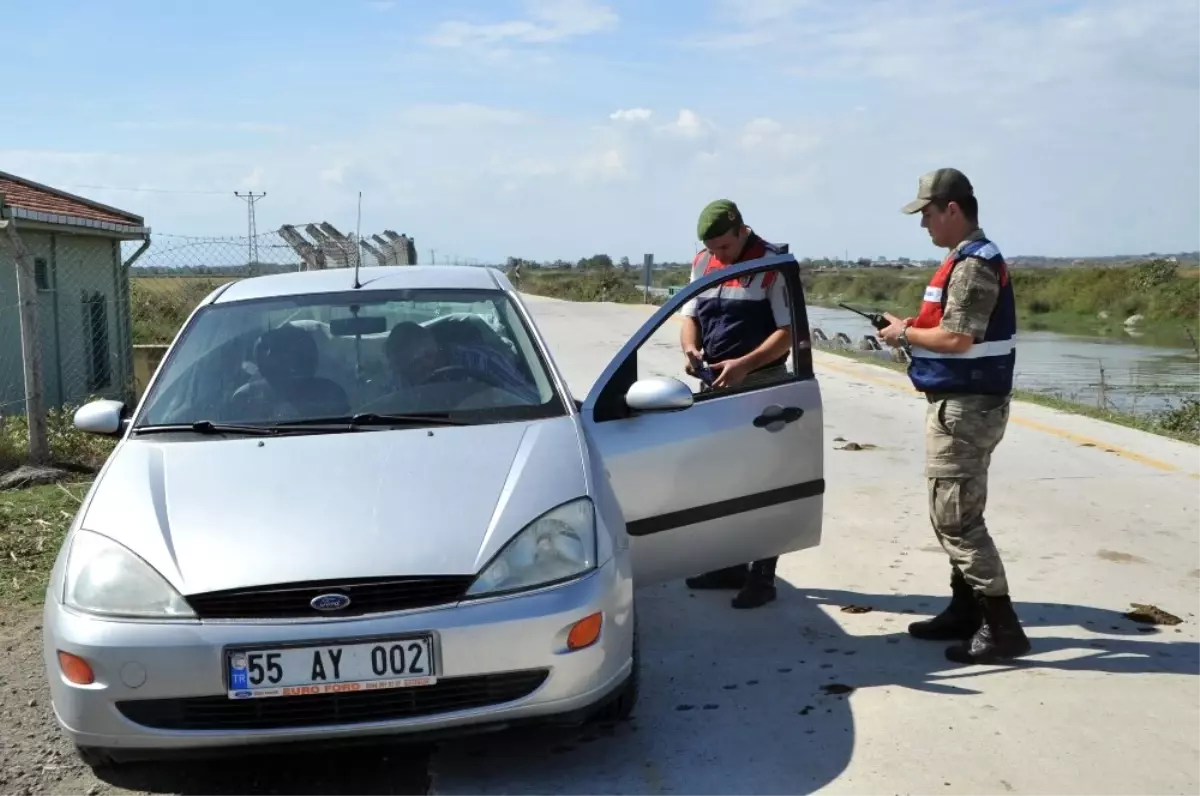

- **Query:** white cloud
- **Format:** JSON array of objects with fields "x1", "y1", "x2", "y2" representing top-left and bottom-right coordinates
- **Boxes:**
[
  {"x1": 319, "y1": 165, "x2": 346, "y2": 185},
  {"x1": 425, "y1": 0, "x2": 617, "y2": 48},
  {"x1": 738, "y1": 118, "x2": 821, "y2": 157},
  {"x1": 610, "y1": 108, "x2": 652, "y2": 122},
  {"x1": 573, "y1": 148, "x2": 629, "y2": 183},
  {"x1": 657, "y1": 109, "x2": 713, "y2": 139},
  {"x1": 712, "y1": 0, "x2": 815, "y2": 26},
  {"x1": 6, "y1": 0, "x2": 1195, "y2": 263},
  {"x1": 113, "y1": 120, "x2": 288, "y2": 134}
]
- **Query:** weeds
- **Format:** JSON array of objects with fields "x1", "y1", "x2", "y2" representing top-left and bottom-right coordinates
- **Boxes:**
[
  {"x1": 0, "y1": 482, "x2": 87, "y2": 603},
  {"x1": 0, "y1": 404, "x2": 116, "y2": 475},
  {"x1": 1155, "y1": 397, "x2": 1200, "y2": 441},
  {"x1": 131, "y1": 276, "x2": 226, "y2": 344},
  {"x1": 811, "y1": 343, "x2": 1199, "y2": 445},
  {"x1": 522, "y1": 270, "x2": 646, "y2": 304},
  {"x1": 801, "y1": 260, "x2": 1199, "y2": 343}
]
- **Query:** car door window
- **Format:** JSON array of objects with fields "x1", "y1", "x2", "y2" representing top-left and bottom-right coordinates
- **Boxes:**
[
  {"x1": 589, "y1": 258, "x2": 813, "y2": 422},
  {"x1": 579, "y1": 254, "x2": 824, "y2": 585}
]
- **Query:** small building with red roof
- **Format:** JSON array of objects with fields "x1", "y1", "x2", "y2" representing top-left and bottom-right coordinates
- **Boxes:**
[{"x1": 0, "y1": 171, "x2": 150, "y2": 413}]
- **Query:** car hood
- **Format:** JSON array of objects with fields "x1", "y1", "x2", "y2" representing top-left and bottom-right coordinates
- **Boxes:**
[{"x1": 79, "y1": 416, "x2": 589, "y2": 595}]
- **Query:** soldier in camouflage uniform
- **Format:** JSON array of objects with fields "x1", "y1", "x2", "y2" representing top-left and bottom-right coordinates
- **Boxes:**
[{"x1": 878, "y1": 168, "x2": 1032, "y2": 665}]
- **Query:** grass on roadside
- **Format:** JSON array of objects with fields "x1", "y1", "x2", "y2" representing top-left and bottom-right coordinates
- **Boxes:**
[
  {"x1": 0, "y1": 405, "x2": 117, "y2": 474},
  {"x1": 815, "y1": 345, "x2": 1200, "y2": 445},
  {"x1": 0, "y1": 481, "x2": 89, "y2": 604}
]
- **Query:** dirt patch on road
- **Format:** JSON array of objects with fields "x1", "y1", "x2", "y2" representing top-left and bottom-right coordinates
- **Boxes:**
[
  {"x1": 1096, "y1": 549, "x2": 1149, "y2": 565},
  {"x1": 0, "y1": 606, "x2": 430, "y2": 795}
]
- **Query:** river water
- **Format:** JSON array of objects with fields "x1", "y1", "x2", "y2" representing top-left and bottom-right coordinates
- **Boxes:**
[{"x1": 805, "y1": 305, "x2": 1200, "y2": 416}]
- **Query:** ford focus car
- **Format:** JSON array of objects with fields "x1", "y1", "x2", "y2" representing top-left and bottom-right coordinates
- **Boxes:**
[{"x1": 43, "y1": 256, "x2": 824, "y2": 768}]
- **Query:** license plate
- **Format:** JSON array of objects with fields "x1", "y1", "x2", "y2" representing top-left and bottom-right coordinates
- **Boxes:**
[{"x1": 226, "y1": 635, "x2": 436, "y2": 699}]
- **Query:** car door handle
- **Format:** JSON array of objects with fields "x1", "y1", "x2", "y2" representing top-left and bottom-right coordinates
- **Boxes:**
[{"x1": 753, "y1": 405, "x2": 804, "y2": 428}]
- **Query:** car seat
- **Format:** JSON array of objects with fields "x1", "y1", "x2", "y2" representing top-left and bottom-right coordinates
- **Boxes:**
[{"x1": 232, "y1": 324, "x2": 351, "y2": 419}]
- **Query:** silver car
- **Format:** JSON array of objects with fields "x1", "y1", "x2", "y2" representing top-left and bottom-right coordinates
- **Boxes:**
[{"x1": 43, "y1": 254, "x2": 824, "y2": 768}]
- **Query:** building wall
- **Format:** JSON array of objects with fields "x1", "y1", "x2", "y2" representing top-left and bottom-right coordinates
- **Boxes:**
[{"x1": 0, "y1": 226, "x2": 133, "y2": 416}]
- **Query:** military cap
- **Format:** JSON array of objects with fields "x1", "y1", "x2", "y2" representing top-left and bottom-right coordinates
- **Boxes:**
[
  {"x1": 901, "y1": 168, "x2": 974, "y2": 214},
  {"x1": 697, "y1": 199, "x2": 743, "y2": 240}
]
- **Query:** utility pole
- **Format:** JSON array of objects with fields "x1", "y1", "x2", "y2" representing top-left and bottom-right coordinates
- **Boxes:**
[
  {"x1": 430, "y1": 249, "x2": 436, "y2": 265},
  {"x1": 234, "y1": 191, "x2": 266, "y2": 273}
]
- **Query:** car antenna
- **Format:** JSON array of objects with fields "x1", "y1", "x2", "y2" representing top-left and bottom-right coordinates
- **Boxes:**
[{"x1": 352, "y1": 190, "x2": 363, "y2": 290}]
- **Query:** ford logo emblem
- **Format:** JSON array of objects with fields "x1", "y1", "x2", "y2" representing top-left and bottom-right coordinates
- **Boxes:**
[{"x1": 310, "y1": 593, "x2": 351, "y2": 611}]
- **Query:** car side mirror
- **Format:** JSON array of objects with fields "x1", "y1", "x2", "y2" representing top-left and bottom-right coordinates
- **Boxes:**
[
  {"x1": 624, "y1": 377, "x2": 694, "y2": 412},
  {"x1": 74, "y1": 399, "x2": 127, "y2": 437}
]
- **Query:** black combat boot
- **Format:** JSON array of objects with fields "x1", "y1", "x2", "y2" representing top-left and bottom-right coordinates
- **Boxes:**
[
  {"x1": 732, "y1": 557, "x2": 777, "y2": 609},
  {"x1": 685, "y1": 564, "x2": 748, "y2": 590},
  {"x1": 944, "y1": 593, "x2": 1032, "y2": 664},
  {"x1": 908, "y1": 569, "x2": 982, "y2": 640}
]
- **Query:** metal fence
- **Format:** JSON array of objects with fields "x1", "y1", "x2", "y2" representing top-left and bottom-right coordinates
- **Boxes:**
[{"x1": 1, "y1": 221, "x2": 418, "y2": 463}]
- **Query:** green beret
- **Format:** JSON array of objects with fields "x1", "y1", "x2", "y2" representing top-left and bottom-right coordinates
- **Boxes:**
[{"x1": 697, "y1": 199, "x2": 742, "y2": 240}]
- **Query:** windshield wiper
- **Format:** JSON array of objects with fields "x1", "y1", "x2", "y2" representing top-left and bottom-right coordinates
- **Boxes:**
[
  {"x1": 277, "y1": 412, "x2": 471, "y2": 428},
  {"x1": 135, "y1": 420, "x2": 280, "y2": 436}
]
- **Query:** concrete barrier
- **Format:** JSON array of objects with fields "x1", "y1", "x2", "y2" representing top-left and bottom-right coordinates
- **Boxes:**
[{"x1": 809, "y1": 327, "x2": 910, "y2": 364}]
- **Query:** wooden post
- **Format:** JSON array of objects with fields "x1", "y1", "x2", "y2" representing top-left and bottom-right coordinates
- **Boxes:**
[{"x1": 0, "y1": 219, "x2": 49, "y2": 464}]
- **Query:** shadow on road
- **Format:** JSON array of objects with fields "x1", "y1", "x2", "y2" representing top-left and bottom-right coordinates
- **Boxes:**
[
  {"x1": 88, "y1": 579, "x2": 1196, "y2": 795},
  {"x1": 424, "y1": 579, "x2": 1198, "y2": 795},
  {"x1": 95, "y1": 743, "x2": 432, "y2": 795}
]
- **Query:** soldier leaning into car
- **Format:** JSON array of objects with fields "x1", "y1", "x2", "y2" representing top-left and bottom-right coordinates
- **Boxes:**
[
  {"x1": 678, "y1": 198, "x2": 792, "y2": 610},
  {"x1": 877, "y1": 167, "x2": 1032, "y2": 665}
]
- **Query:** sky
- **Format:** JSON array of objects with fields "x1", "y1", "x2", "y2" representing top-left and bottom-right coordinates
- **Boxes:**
[{"x1": 3, "y1": 0, "x2": 1198, "y2": 264}]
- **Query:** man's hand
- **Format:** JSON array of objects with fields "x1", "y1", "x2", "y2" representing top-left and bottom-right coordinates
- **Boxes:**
[
  {"x1": 878, "y1": 312, "x2": 912, "y2": 348},
  {"x1": 710, "y1": 356, "x2": 753, "y2": 389},
  {"x1": 683, "y1": 348, "x2": 704, "y2": 377}
]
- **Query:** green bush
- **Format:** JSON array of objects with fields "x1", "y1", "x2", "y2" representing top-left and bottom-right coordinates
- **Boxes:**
[
  {"x1": 1154, "y1": 397, "x2": 1200, "y2": 441},
  {"x1": 523, "y1": 270, "x2": 644, "y2": 304},
  {"x1": 801, "y1": 262, "x2": 1199, "y2": 326},
  {"x1": 131, "y1": 277, "x2": 227, "y2": 344},
  {"x1": 0, "y1": 403, "x2": 117, "y2": 474}
]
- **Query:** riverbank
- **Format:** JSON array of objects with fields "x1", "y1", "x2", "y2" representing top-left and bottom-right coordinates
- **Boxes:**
[
  {"x1": 809, "y1": 339, "x2": 1199, "y2": 445},
  {"x1": 802, "y1": 260, "x2": 1199, "y2": 349}
]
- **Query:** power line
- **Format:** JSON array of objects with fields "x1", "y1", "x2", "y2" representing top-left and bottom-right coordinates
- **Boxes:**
[
  {"x1": 58, "y1": 183, "x2": 231, "y2": 195},
  {"x1": 234, "y1": 191, "x2": 266, "y2": 266}
]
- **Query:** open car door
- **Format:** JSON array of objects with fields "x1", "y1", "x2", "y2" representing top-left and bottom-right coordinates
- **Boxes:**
[{"x1": 579, "y1": 253, "x2": 824, "y2": 584}]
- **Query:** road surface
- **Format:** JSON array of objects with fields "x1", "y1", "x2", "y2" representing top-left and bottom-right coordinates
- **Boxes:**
[
  {"x1": 7, "y1": 293, "x2": 1194, "y2": 796},
  {"x1": 426, "y1": 294, "x2": 1200, "y2": 795}
]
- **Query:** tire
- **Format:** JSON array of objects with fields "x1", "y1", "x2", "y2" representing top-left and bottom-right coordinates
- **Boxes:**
[
  {"x1": 590, "y1": 617, "x2": 640, "y2": 724},
  {"x1": 75, "y1": 745, "x2": 114, "y2": 769}
]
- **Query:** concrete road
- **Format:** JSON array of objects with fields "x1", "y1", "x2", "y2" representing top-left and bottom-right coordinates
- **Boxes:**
[{"x1": 429, "y1": 295, "x2": 1200, "y2": 795}]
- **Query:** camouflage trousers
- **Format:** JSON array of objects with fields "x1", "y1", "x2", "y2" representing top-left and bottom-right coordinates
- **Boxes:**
[{"x1": 925, "y1": 393, "x2": 1012, "y2": 597}]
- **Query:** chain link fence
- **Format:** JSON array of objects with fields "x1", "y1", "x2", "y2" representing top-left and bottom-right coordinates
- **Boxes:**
[{"x1": 1, "y1": 222, "x2": 418, "y2": 465}]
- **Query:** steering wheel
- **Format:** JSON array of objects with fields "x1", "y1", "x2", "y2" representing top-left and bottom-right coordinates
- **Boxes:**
[{"x1": 423, "y1": 364, "x2": 511, "y2": 393}]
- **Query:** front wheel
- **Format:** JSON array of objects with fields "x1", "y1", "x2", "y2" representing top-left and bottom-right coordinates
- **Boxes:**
[
  {"x1": 75, "y1": 745, "x2": 114, "y2": 769},
  {"x1": 589, "y1": 619, "x2": 639, "y2": 724}
]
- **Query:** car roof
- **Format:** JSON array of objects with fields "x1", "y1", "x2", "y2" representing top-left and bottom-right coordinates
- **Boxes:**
[{"x1": 210, "y1": 265, "x2": 507, "y2": 304}]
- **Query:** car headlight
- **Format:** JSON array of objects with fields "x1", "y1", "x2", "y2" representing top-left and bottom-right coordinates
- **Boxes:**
[
  {"x1": 466, "y1": 498, "x2": 597, "y2": 598},
  {"x1": 63, "y1": 530, "x2": 195, "y2": 619}
]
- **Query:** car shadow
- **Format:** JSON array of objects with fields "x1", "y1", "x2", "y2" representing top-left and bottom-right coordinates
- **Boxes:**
[
  {"x1": 93, "y1": 578, "x2": 1196, "y2": 795},
  {"x1": 94, "y1": 742, "x2": 433, "y2": 794},
  {"x1": 423, "y1": 578, "x2": 1198, "y2": 795}
]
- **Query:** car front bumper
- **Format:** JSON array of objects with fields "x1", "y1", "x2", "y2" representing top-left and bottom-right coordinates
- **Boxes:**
[{"x1": 43, "y1": 557, "x2": 633, "y2": 755}]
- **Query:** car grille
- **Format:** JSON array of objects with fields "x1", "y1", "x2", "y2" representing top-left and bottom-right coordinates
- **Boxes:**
[
  {"x1": 117, "y1": 670, "x2": 550, "y2": 731},
  {"x1": 185, "y1": 576, "x2": 476, "y2": 620}
]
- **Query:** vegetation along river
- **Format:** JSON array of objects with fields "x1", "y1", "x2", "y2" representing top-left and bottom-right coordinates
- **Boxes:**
[{"x1": 805, "y1": 305, "x2": 1200, "y2": 417}]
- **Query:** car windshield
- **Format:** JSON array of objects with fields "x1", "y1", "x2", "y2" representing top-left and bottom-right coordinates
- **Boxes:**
[{"x1": 134, "y1": 287, "x2": 565, "y2": 429}]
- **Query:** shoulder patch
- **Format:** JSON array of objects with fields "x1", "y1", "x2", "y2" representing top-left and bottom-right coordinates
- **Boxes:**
[{"x1": 970, "y1": 241, "x2": 1001, "y2": 260}]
